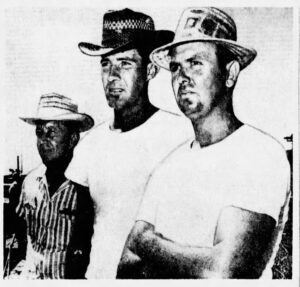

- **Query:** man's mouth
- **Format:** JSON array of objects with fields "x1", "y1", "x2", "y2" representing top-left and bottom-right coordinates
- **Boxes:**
[
  {"x1": 180, "y1": 97, "x2": 193, "y2": 107},
  {"x1": 40, "y1": 145, "x2": 53, "y2": 152},
  {"x1": 178, "y1": 86, "x2": 195, "y2": 96},
  {"x1": 108, "y1": 88, "x2": 124, "y2": 95},
  {"x1": 177, "y1": 92, "x2": 190, "y2": 102},
  {"x1": 177, "y1": 90, "x2": 196, "y2": 110}
]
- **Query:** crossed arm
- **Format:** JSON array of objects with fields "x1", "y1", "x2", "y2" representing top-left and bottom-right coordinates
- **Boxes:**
[{"x1": 117, "y1": 206, "x2": 276, "y2": 279}]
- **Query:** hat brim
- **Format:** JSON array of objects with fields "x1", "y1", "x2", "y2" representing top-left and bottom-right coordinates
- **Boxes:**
[
  {"x1": 20, "y1": 113, "x2": 94, "y2": 133},
  {"x1": 78, "y1": 30, "x2": 174, "y2": 57},
  {"x1": 150, "y1": 37, "x2": 257, "y2": 71},
  {"x1": 79, "y1": 42, "x2": 132, "y2": 57}
]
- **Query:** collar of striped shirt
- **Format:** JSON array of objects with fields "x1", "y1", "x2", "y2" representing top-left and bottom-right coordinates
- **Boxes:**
[{"x1": 36, "y1": 164, "x2": 71, "y2": 201}]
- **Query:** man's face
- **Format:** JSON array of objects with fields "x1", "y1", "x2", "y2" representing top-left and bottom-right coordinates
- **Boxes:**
[
  {"x1": 100, "y1": 49, "x2": 148, "y2": 111},
  {"x1": 36, "y1": 121, "x2": 75, "y2": 166},
  {"x1": 170, "y1": 42, "x2": 226, "y2": 121}
]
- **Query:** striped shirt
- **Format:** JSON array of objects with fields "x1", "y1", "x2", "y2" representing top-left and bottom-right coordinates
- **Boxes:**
[{"x1": 16, "y1": 164, "x2": 84, "y2": 279}]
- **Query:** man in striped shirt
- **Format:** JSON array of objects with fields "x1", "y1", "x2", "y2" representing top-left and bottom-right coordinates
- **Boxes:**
[{"x1": 14, "y1": 93, "x2": 94, "y2": 279}]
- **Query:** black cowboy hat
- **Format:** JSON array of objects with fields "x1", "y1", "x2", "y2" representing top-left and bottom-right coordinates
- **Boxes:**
[{"x1": 79, "y1": 8, "x2": 174, "y2": 57}]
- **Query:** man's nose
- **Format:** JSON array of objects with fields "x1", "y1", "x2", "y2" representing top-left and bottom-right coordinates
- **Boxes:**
[
  {"x1": 108, "y1": 65, "x2": 121, "y2": 81},
  {"x1": 38, "y1": 128, "x2": 51, "y2": 141},
  {"x1": 37, "y1": 134, "x2": 48, "y2": 146},
  {"x1": 177, "y1": 66, "x2": 191, "y2": 86}
]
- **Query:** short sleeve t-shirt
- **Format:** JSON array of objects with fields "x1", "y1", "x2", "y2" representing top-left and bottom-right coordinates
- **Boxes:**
[
  {"x1": 65, "y1": 110, "x2": 193, "y2": 278},
  {"x1": 137, "y1": 124, "x2": 290, "y2": 275}
]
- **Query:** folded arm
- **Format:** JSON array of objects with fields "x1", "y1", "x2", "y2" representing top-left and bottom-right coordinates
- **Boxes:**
[{"x1": 122, "y1": 205, "x2": 276, "y2": 279}]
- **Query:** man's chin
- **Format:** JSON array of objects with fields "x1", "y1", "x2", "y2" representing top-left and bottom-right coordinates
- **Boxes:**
[
  {"x1": 178, "y1": 106, "x2": 196, "y2": 118},
  {"x1": 107, "y1": 100, "x2": 122, "y2": 110},
  {"x1": 109, "y1": 103, "x2": 126, "y2": 111},
  {"x1": 41, "y1": 158, "x2": 56, "y2": 167},
  {"x1": 40, "y1": 155, "x2": 63, "y2": 167}
]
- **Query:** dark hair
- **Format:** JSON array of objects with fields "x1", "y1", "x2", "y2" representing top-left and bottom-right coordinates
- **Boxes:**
[{"x1": 137, "y1": 47, "x2": 152, "y2": 65}]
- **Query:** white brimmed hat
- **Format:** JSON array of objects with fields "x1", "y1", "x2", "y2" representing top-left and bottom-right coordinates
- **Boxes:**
[
  {"x1": 150, "y1": 7, "x2": 257, "y2": 70},
  {"x1": 20, "y1": 93, "x2": 94, "y2": 132}
]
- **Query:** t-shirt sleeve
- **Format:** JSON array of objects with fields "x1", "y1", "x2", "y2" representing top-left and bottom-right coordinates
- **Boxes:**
[
  {"x1": 65, "y1": 136, "x2": 90, "y2": 187},
  {"x1": 230, "y1": 145, "x2": 290, "y2": 222},
  {"x1": 136, "y1": 168, "x2": 164, "y2": 225}
]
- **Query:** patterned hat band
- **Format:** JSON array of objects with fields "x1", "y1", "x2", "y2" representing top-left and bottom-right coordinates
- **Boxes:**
[
  {"x1": 39, "y1": 98, "x2": 78, "y2": 113},
  {"x1": 103, "y1": 19, "x2": 154, "y2": 32},
  {"x1": 100, "y1": 13, "x2": 155, "y2": 48}
]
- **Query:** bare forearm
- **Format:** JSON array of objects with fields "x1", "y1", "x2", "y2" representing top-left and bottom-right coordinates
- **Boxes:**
[
  {"x1": 132, "y1": 230, "x2": 221, "y2": 278},
  {"x1": 131, "y1": 207, "x2": 276, "y2": 279},
  {"x1": 117, "y1": 248, "x2": 145, "y2": 278}
]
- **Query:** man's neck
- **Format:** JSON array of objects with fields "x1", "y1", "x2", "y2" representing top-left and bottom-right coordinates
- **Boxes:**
[
  {"x1": 45, "y1": 155, "x2": 72, "y2": 197},
  {"x1": 113, "y1": 99, "x2": 158, "y2": 132},
  {"x1": 192, "y1": 108, "x2": 242, "y2": 147}
]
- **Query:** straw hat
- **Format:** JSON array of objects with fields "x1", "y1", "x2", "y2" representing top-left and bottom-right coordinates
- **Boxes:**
[
  {"x1": 150, "y1": 7, "x2": 257, "y2": 70},
  {"x1": 20, "y1": 93, "x2": 94, "y2": 132}
]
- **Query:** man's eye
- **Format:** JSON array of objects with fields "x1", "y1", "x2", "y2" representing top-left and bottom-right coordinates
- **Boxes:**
[
  {"x1": 100, "y1": 60, "x2": 109, "y2": 68},
  {"x1": 36, "y1": 128, "x2": 43, "y2": 137},
  {"x1": 121, "y1": 61, "x2": 132, "y2": 67},
  {"x1": 170, "y1": 63, "x2": 179, "y2": 73},
  {"x1": 191, "y1": 60, "x2": 203, "y2": 67}
]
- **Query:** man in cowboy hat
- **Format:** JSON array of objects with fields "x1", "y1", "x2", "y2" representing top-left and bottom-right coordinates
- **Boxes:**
[
  {"x1": 13, "y1": 93, "x2": 95, "y2": 279},
  {"x1": 119, "y1": 7, "x2": 291, "y2": 278},
  {"x1": 65, "y1": 8, "x2": 193, "y2": 278}
]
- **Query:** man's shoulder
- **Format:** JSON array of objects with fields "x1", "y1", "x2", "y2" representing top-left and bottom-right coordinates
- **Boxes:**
[
  {"x1": 241, "y1": 125, "x2": 286, "y2": 154},
  {"x1": 23, "y1": 164, "x2": 45, "y2": 183},
  {"x1": 76, "y1": 120, "x2": 110, "y2": 147},
  {"x1": 21, "y1": 164, "x2": 45, "y2": 196},
  {"x1": 66, "y1": 120, "x2": 111, "y2": 185},
  {"x1": 148, "y1": 109, "x2": 193, "y2": 135},
  {"x1": 237, "y1": 124, "x2": 289, "y2": 169}
]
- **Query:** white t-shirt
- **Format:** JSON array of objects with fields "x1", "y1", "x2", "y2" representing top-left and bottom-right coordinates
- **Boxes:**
[
  {"x1": 65, "y1": 109, "x2": 193, "y2": 278},
  {"x1": 137, "y1": 124, "x2": 290, "y2": 277}
]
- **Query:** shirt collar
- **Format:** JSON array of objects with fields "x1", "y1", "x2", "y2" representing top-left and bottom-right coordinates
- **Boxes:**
[
  {"x1": 36, "y1": 163, "x2": 70, "y2": 197},
  {"x1": 36, "y1": 163, "x2": 47, "y2": 181},
  {"x1": 190, "y1": 139, "x2": 201, "y2": 149},
  {"x1": 108, "y1": 118, "x2": 122, "y2": 133}
]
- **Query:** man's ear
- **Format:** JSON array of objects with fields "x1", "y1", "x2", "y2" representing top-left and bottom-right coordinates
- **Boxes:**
[
  {"x1": 225, "y1": 60, "x2": 240, "y2": 88},
  {"x1": 147, "y1": 63, "x2": 159, "y2": 81},
  {"x1": 69, "y1": 132, "x2": 79, "y2": 149}
]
